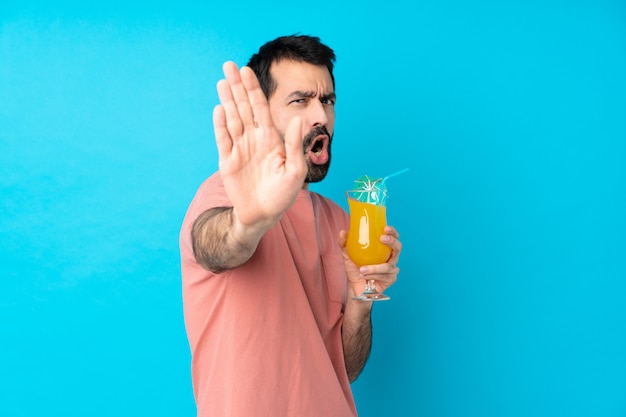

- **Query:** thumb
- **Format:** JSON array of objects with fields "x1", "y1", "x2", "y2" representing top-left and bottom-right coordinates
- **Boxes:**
[
  {"x1": 337, "y1": 230, "x2": 348, "y2": 247},
  {"x1": 284, "y1": 116, "x2": 306, "y2": 178}
]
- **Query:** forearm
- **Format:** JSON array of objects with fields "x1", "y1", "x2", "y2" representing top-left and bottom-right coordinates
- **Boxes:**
[
  {"x1": 341, "y1": 297, "x2": 373, "y2": 382},
  {"x1": 191, "y1": 206, "x2": 273, "y2": 273}
]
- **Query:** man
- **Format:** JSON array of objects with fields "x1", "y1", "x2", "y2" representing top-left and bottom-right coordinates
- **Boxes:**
[{"x1": 180, "y1": 35, "x2": 402, "y2": 417}]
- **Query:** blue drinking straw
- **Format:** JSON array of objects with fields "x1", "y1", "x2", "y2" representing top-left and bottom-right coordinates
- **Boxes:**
[
  {"x1": 381, "y1": 168, "x2": 410, "y2": 188},
  {"x1": 351, "y1": 168, "x2": 409, "y2": 205}
]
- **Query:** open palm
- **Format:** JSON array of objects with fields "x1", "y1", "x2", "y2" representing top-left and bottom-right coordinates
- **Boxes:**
[{"x1": 213, "y1": 61, "x2": 307, "y2": 227}]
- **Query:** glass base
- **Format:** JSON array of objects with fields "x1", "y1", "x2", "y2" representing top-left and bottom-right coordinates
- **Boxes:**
[{"x1": 352, "y1": 292, "x2": 390, "y2": 302}]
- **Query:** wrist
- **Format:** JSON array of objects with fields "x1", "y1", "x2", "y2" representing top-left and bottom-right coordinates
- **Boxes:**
[
  {"x1": 230, "y1": 207, "x2": 279, "y2": 247},
  {"x1": 344, "y1": 291, "x2": 373, "y2": 317}
]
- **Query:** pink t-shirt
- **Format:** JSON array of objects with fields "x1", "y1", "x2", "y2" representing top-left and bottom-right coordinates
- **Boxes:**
[{"x1": 180, "y1": 173, "x2": 357, "y2": 417}]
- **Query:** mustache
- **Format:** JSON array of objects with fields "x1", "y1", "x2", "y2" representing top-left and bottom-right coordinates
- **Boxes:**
[{"x1": 303, "y1": 125, "x2": 331, "y2": 147}]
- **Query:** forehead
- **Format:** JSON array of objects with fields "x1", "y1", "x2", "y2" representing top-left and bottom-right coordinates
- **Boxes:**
[{"x1": 269, "y1": 59, "x2": 334, "y2": 97}]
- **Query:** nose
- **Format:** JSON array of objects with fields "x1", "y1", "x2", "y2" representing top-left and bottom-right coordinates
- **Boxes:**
[{"x1": 309, "y1": 100, "x2": 328, "y2": 128}]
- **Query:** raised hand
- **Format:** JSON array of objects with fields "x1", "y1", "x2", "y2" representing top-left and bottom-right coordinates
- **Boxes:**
[{"x1": 213, "y1": 61, "x2": 307, "y2": 229}]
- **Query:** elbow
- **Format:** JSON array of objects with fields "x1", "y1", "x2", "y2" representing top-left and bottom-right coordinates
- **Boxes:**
[
  {"x1": 191, "y1": 234, "x2": 229, "y2": 274},
  {"x1": 191, "y1": 214, "x2": 225, "y2": 273}
]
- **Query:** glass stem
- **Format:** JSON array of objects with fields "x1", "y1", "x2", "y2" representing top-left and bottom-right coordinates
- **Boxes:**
[{"x1": 364, "y1": 279, "x2": 378, "y2": 294}]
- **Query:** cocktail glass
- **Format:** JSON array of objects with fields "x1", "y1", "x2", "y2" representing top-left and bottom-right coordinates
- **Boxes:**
[{"x1": 346, "y1": 189, "x2": 392, "y2": 301}]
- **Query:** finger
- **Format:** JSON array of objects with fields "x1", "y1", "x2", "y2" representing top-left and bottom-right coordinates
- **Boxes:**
[
  {"x1": 240, "y1": 66, "x2": 274, "y2": 128},
  {"x1": 213, "y1": 104, "x2": 232, "y2": 159},
  {"x1": 216, "y1": 78, "x2": 244, "y2": 138},
  {"x1": 370, "y1": 270, "x2": 398, "y2": 283},
  {"x1": 283, "y1": 116, "x2": 307, "y2": 180},
  {"x1": 384, "y1": 225, "x2": 399, "y2": 238},
  {"x1": 361, "y1": 264, "x2": 400, "y2": 280},
  {"x1": 378, "y1": 272, "x2": 398, "y2": 289},
  {"x1": 223, "y1": 62, "x2": 256, "y2": 128},
  {"x1": 386, "y1": 237, "x2": 402, "y2": 264},
  {"x1": 381, "y1": 226, "x2": 402, "y2": 262},
  {"x1": 380, "y1": 234, "x2": 401, "y2": 252},
  {"x1": 337, "y1": 230, "x2": 347, "y2": 247}
]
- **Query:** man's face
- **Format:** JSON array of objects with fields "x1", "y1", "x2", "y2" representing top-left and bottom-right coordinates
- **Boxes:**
[{"x1": 268, "y1": 59, "x2": 336, "y2": 183}]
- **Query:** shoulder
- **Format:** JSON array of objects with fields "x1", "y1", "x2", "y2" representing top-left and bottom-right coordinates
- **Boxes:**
[
  {"x1": 198, "y1": 171, "x2": 224, "y2": 192},
  {"x1": 181, "y1": 172, "x2": 230, "y2": 229},
  {"x1": 190, "y1": 172, "x2": 230, "y2": 206},
  {"x1": 310, "y1": 192, "x2": 348, "y2": 225},
  {"x1": 310, "y1": 192, "x2": 344, "y2": 211}
]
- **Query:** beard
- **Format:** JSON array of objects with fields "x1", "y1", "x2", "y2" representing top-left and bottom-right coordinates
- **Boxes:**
[{"x1": 302, "y1": 125, "x2": 332, "y2": 183}]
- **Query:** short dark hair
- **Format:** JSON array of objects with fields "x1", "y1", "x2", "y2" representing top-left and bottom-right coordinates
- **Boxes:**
[{"x1": 247, "y1": 35, "x2": 336, "y2": 98}]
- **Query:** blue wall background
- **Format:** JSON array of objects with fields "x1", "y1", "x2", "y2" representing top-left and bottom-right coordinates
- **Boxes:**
[{"x1": 1, "y1": 1, "x2": 625, "y2": 416}]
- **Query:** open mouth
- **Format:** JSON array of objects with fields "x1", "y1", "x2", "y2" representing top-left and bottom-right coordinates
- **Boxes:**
[
  {"x1": 307, "y1": 135, "x2": 329, "y2": 165},
  {"x1": 311, "y1": 137, "x2": 324, "y2": 154}
]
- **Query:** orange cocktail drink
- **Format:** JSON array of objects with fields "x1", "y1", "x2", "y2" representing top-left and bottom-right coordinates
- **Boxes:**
[
  {"x1": 346, "y1": 170, "x2": 407, "y2": 301},
  {"x1": 346, "y1": 194, "x2": 391, "y2": 267}
]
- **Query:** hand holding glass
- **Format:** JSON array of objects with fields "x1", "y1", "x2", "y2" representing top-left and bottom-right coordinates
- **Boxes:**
[{"x1": 345, "y1": 191, "x2": 392, "y2": 301}]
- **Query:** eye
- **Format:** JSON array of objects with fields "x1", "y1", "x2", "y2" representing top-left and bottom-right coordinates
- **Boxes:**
[
  {"x1": 321, "y1": 97, "x2": 336, "y2": 106},
  {"x1": 290, "y1": 98, "x2": 306, "y2": 105}
]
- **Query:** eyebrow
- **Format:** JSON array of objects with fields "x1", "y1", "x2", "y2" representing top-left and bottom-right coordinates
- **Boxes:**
[{"x1": 287, "y1": 90, "x2": 336, "y2": 102}]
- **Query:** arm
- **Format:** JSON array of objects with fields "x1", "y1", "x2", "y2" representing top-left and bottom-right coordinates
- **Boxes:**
[
  {"x1": 341, "y1": 295, "x2": 373, "y2": 382},
  {"x1": 191, "y1": 62, "x2": 306, "y2": 272},
  {"x1": 339, "y1": 226, "x2": 402, "y2": 381},
  {"x1": 191, "y1": 206, "x2": 270, "y2": 273}
]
